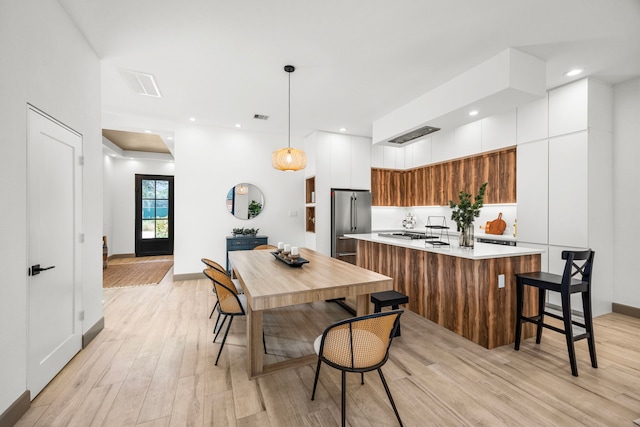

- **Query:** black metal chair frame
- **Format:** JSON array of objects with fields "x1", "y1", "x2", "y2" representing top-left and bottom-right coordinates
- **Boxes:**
[
  {"x1": 515, "y1": 249, "x2": 597, "y2": 376},
  {"x1": 311, "y1": 310, "x2": 404, "y2": 427},
  {"x1": 203, "y1": 268, "x2": 266, "y2": 365}
]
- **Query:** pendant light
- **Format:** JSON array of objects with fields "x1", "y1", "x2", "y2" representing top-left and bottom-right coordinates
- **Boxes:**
[{"x1": 272, "y1": 65, "x2": 306, "y2": 171}]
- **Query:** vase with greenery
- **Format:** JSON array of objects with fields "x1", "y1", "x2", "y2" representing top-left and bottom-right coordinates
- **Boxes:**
[{"x1": 449, "y1": 182, "x2": 487, "y2": 248}]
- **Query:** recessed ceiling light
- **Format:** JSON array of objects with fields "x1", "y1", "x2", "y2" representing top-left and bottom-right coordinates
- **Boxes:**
[
  {"x1": 339, "y1": 127, "x2": 347, "y2": 132},
  {"x1": 189, "y1": 117, "x2": 196, "y2": 122},
  {"x1": 564, "y1": 68, "x2": 584, "y2": 77},
  {"x1": 167, "y1": 136, "x2": 173, "y2": 140},
  {"x1": 469, "y1": 110, "x2": 479, "y2": 116},
  {"x1": 235, "y1": 123, "x2": 242, "y2": 128},
  {"x1": 144, "y1": 130, "x2": 151, "y2": 133}
]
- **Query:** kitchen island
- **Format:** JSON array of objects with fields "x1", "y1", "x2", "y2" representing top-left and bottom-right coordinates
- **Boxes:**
[{"x1": 346, "y1": 233, "x2": 543, "y2": 349}]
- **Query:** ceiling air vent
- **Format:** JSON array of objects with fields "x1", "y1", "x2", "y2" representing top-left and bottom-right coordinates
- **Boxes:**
[
  {"x1": 388, "y1": 125, "x2": 440, "y2": 145},
  {"x1": 119, "y1": 69, "x2": 162, "y2": 97},
  {"x1": 253, "y1": 114, "x2": 269, "y2": 120}
]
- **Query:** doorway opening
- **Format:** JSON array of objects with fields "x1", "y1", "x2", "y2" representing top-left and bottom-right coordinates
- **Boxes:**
[{"x1": 135, "y1": 174, "x2": 174, "y2": 256}]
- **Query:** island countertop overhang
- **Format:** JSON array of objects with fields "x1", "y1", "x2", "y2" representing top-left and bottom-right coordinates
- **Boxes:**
[{"x1": 344, "y1": 233, "x2": 544, "y2": 260}]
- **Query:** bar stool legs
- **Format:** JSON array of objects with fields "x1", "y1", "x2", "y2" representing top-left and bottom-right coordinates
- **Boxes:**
[{"x1": 514, "y1": 249, "x2": 597, "y2": 377}]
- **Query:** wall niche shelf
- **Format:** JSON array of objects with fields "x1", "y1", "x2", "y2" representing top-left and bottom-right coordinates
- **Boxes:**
[
  {"x1": 305, "y1": 176, "x2": 316, "y2": 233},
  {"x1": 306, "y1": 206, "x2": 316, "y2": 233},
  {"x1": 305, "y1": 176, "x2": 316, "y2": 204}
]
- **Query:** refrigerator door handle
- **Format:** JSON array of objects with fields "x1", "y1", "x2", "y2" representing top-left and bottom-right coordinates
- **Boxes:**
[
  {"x1": 350, "y1": 194, "x2": 355, "y2": 232},
  {"x1": 353, "y1": 193, "x2": 358, "y2": 231}
]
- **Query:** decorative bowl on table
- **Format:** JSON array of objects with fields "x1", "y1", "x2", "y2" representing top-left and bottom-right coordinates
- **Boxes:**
[{"x1": 270, "y1": 251, "x2": 309, "y2": 267}]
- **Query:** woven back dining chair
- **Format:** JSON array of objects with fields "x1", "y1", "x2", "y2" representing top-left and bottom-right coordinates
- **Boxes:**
[
  {"x1": 311, "y1": 310, "x2": 404, "y2": 427},
  {"x1": 203, "y1": 267, "x2": 247, "y2": 365},
  {"x1": 253, "y1": 244, "x2": 277, "y2": 250}
]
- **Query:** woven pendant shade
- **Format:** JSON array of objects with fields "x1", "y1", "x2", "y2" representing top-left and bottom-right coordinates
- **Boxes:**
[
  {"x1": 272, "y1": 147, "x2": 306, "y2": 171},
  {"x1": 273, "y1": 65, "x2": 306, "y2": 171}
]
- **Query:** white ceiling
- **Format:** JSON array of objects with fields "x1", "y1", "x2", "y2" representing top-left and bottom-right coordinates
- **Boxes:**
[{"x1": 59, "y1": 0, "x2": 640, "y2": 141}]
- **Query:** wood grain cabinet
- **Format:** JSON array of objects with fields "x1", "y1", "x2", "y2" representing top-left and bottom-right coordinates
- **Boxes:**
[{"x1": 372, "y1": 147, "x2": 516, "y2": 206}]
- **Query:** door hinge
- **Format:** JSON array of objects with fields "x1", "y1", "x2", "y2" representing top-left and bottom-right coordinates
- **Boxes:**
[
  {"x1": 79, "y1": 155, "x2": 84, "y2": 166},
  {"x1": 78, "y1": 310, "x2": 85, "y2": 321},
  {"x1": 79, "y1": 233, "x2": 85, "y2": 243}
]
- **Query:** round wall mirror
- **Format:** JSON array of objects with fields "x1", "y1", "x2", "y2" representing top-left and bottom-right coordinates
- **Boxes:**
[{"x1": 226, "y1": 183, "x2": 264, "y2": 219}]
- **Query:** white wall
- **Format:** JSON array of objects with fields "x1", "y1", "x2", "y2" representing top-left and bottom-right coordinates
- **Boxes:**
[
  {"x1": 0, "y1": 0, "x2": 102, "y2": 414},
  {"x1": 613, "y1": 77, "x2": 640, "y2": 308},
  {"x1": 103, "y1": 156, "x2": 175, "y2": 255},
  {"x1": 173, "y1": 126, "x2": 306, "y2": 276}
]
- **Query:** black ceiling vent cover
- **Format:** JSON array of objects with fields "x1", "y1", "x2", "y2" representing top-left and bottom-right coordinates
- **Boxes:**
[{"x1": 388, "y1": 125, "x2": 440, "y2": 144}]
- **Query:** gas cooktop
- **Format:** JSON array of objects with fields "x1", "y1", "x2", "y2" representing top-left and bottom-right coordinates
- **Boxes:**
[{"x1": 378, "y1": 231, "x2": 437, "y2": 240}]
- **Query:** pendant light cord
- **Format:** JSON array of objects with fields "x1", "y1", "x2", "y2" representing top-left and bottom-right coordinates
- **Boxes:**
[{"x1": 288, "y1": 71, "x2": 291, "y2": 150}]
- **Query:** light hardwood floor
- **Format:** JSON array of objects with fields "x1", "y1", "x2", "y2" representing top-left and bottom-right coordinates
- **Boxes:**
[{"x1": 15, "y1": 270, "x2": 640, "y2": 426}]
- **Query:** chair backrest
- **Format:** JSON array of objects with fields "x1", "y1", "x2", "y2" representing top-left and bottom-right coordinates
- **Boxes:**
[
  {"x1": 253, "y1": 244, "x2": 277, "y2": 250},
  {"x1": 201, "y1": 258, "x2": 226, "y2": 274},
  {"x1": 561, "y1": 249, "x2": 595, "y2": 290},
  {"x1": 203, "y1": 268, "x2": 244, "y2": 315},
  {"x1": 318, "y1": 310, "x2": 403, "y2": 371}
]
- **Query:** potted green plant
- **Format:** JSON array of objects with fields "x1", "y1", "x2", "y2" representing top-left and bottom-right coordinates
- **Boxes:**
[
  {"x1": 243, "y1": 228, "x2": 259, "y2": 236},
  {"x1": 449, "y1": 182, "x2": 487, "y2": 248}
]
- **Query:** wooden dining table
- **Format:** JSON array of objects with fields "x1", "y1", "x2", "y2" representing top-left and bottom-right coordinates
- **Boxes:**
[{"x1": 228, "y1": 247, "x2": 394, "y2": 379}]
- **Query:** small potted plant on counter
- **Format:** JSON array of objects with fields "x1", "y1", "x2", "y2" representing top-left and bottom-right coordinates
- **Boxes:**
[{"x1": 449, "y1": 182, "x2": 487, "y2": 248}]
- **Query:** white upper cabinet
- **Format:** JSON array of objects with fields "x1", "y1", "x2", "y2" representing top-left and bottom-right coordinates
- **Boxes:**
[
  {"x1": 432, "y1": 123, "x2": 482, "y2": 164},
  {"x1": 549, "y1": 79, "x2": 588, "y2": 137},
  {"x1": 371, "y1": 144, "x2": 384, "y2": 168},
  {"x1": 350, "y1": 136, "x2": 371, "y2": 190},
  {"x1": 587, "y1": 79, "x2": 614, "y2": 133},
  {"x1": 431, "y1": 129, "x2": 456, "y2": 163},
  {"x1": 327, "y1": 133, "x2": 372, "y2": 190},
  {"x1": 454, "y1": 121, "x2": 482, "y2": 158},
  {"x1": 548, "y1": 131, "x2": 589, "y2": 248},
  {"x1": 481, "y1": 109, "x2": 516, "y2": 151},
  {"x1": 517, "y1": 96, "x2": 548, "y2": 144},
  {"x1": 516, "y1": 139, "x2": 548, "y2": 244},
  {"x1": 383, "y1": 146, "x2": 404, "y2": 169},
  {"x1": 330, "y1": 133, "x2": 351, "y2": 188},
  {"x1": 403, "y1": 144, "x2": 413, "y2": 170},
  {"x1": 411, "y1": 137, "x2": 432, "y2": 168}
]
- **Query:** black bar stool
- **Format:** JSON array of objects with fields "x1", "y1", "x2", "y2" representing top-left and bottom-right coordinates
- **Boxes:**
[
  {"x1": 371, "y1": 290, "x2": 409, "y2": 336},
  {"x1": 514, "y1": 249, "x2": 597, "y2": 376}
]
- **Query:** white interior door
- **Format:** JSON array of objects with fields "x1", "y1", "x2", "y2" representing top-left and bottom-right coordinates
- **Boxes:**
[{"x1": 27, "y1": 107, "x2": 83, "y2": 398}]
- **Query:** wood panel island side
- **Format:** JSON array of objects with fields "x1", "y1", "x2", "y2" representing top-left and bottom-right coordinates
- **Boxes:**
[{"x1": 347, "y1": 233, "x2": 543, "y2": 349}]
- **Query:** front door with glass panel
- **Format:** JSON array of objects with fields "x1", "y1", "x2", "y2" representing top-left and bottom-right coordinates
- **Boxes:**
[{"x1": 135, "y1": 174, "x2": 174, "y2": 256}]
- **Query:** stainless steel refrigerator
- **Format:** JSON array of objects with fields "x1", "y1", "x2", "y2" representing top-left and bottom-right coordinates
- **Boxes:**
[{"x1": 331, "y1": 189, "x2": 372, "y2": 265}]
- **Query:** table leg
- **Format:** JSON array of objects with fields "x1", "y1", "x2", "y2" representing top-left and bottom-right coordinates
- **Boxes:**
[
  {"x1": 356, "y1": 294, "x2": 371, "y2": 316},
  {"x1": 246, "y1": 306, "x2": 263, "y2": 378}
]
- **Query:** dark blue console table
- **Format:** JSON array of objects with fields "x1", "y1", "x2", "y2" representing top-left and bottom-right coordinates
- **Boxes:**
[{"x1": 225, "y1": 235, "x2": 269, "y2": 273}]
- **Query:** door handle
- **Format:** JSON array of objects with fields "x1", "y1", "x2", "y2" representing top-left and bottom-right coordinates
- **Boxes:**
[{"x1": 30, "y1": 264, "x2": 55, "y2": 276}]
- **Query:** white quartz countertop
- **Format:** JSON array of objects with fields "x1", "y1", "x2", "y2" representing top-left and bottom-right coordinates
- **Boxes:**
[{"x1": 345, "y1": 233, "x2": 544, "y2": 260}]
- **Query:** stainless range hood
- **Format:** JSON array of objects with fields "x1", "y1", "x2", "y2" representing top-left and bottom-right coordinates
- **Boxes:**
[{"x1": 387, "y1": 124, "x2": 440, "y2": 145}]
